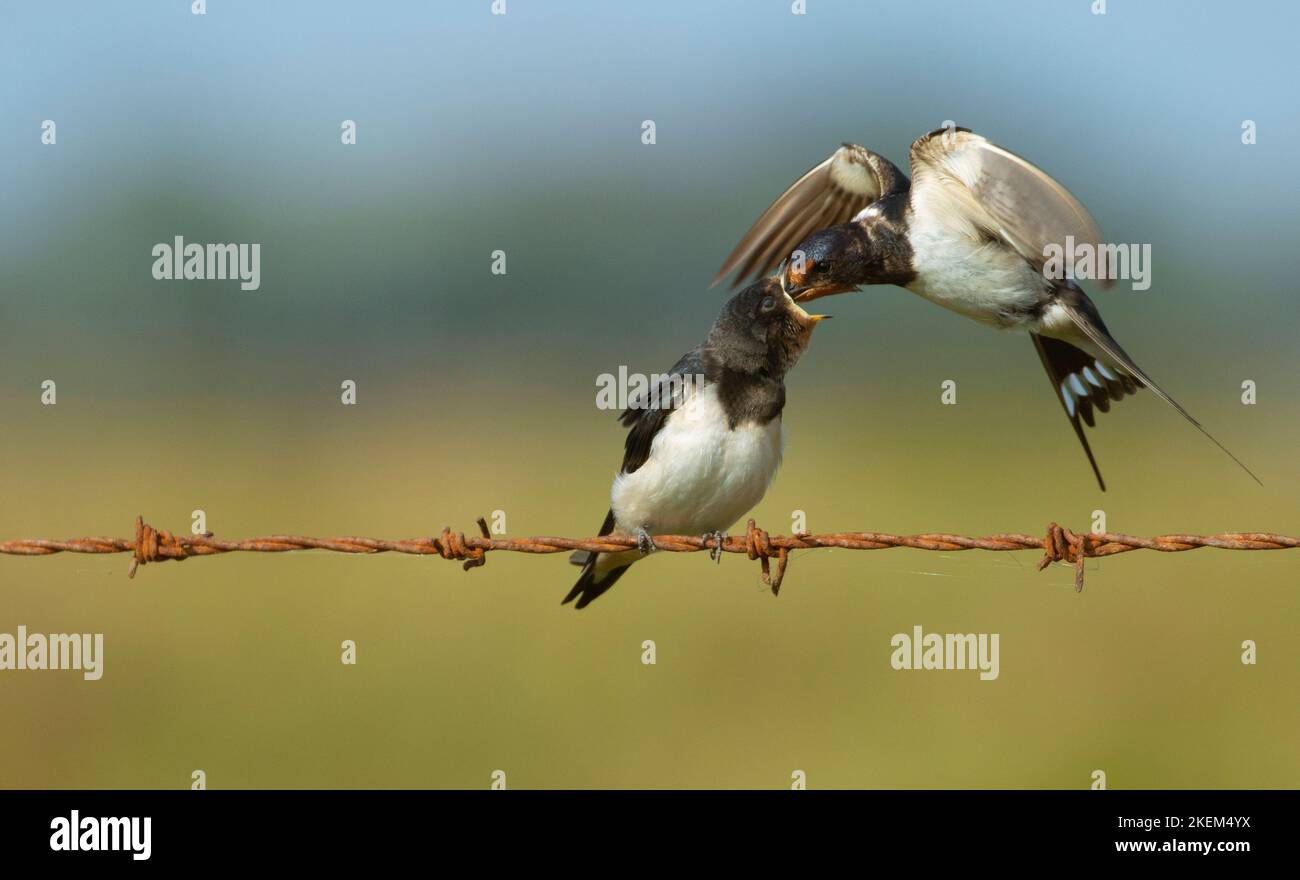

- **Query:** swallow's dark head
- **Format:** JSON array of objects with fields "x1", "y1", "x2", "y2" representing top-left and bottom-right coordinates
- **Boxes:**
[
  {"x1": 783, "y1": 215, "x2": 915, "y2": 302},
  {"x1": 709, "y1": 276, "x2": 828, "y2": 375}
]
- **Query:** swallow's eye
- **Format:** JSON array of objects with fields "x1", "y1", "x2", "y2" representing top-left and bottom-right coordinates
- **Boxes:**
[{"x1": 759, "y1": 295, "x2": 776, "y2": 313}]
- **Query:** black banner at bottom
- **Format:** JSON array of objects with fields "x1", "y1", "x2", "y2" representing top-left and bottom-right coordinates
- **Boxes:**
[{"x1": 0, "y1": 789, "x2": 1286, "y2": 865}]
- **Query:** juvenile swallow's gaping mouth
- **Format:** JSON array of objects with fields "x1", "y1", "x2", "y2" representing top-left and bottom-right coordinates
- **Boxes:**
[
  {"x1": 791, "y1": 282, "x2": 857, "y2": 303},
  {"x1": 788, "y1": 298, "x2": 832, "y2": 328}
]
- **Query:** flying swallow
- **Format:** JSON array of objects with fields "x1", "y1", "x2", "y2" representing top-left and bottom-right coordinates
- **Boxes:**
[
  {"x1": 565, "y1": 278, "x2": 827, "y2": 608},
  {"x1": 713, "y1": 126, "x2": 1257, "y2": 490}
]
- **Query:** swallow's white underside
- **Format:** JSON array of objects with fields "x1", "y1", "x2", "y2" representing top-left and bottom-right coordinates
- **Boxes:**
[
  {"x1": 901, "y1": 201, "x2": 1124, "y2": 376},
  {"x1": 902, "y1": 199, "x2": 1052, "y2": 329},
  {"x1": 598, "y1": 384, "x2": 783, "y2": 578}
]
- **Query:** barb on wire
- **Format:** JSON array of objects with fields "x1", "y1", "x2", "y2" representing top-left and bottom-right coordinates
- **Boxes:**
[{"x1": 1, "y1": 516, "x2": 1296, "y2": 593}]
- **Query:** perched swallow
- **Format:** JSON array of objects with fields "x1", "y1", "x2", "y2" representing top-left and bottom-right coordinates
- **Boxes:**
[
  {"x1": 565, "y1": 278, "x2": 827, "y2": 608},
  {"x1": 713, "y1": 127, "x2": 1257, "y2": 490}
]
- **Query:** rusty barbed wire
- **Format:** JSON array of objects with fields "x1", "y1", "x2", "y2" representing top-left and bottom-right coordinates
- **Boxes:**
[{"x1": 0, "y1": 516, "x2": 1296, "y2": 594}]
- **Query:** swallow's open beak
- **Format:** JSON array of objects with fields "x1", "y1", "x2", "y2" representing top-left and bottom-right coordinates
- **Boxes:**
[
  {"x1": 788, "y1": 300, "x2": 832, "y2": 329},
  {"x1": 791, "y1": 282, "x2": 857, "y2": 303}
]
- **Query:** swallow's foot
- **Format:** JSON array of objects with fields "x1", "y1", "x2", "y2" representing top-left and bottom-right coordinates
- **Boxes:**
[
  {"x1": 703, "y1": 531, "x2": 727, "y2": 563},
  {"x1": 635, "y1": 526, "x2": 656, "y2": 555}
]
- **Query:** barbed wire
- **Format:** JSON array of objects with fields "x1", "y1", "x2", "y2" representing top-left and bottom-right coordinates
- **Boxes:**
[{"x1": 1, "y1": 516, "x2": 1296, "y2": 593}]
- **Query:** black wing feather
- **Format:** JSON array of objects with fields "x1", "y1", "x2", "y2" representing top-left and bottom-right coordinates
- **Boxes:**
[{"x1": 618, "y1": 347, "x2": 706, "y2": 474}]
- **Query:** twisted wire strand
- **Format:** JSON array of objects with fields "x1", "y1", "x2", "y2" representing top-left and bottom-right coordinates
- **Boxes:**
[{"x1": 1, "y1": 516, "x2": 1296, "y2": 593}]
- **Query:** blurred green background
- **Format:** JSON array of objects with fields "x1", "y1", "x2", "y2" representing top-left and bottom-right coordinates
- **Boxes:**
[{"x1": 1, "y1": 0, "x2": 1297, "y2": 789}]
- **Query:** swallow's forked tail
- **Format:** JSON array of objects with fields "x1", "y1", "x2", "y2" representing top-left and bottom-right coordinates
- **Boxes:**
[
  {"x1": 563, "y1": 553, "x2": 632, "y2": 609},
  {"x1": 563, "y1": 509, "x2": 633, "y2": 609},
  {"x1": 1062, "y1": 294, "x2": 1262, "y2": 486}
]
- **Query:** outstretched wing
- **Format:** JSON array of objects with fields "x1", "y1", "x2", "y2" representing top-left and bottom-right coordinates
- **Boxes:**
[
  {"x1": 909, "y1": 127, "x2": 1110, "y2": 287},
  {"x1": 712, "y1": 144, "x2": 907, "y2": 287}
]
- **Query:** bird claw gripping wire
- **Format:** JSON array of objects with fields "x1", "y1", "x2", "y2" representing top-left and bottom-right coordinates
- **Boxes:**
[
  {"x1": 703, "y1": 531, "x2": 727, "y2": 564},
  {"x1": 635, "y1": 527, "x2": 656, "y2": 555}
]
